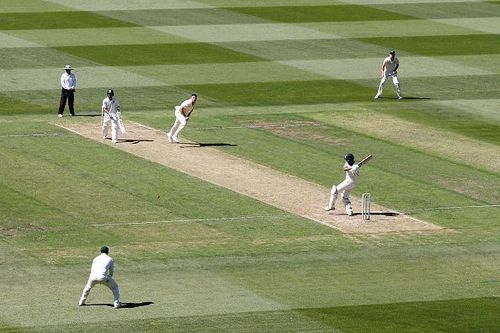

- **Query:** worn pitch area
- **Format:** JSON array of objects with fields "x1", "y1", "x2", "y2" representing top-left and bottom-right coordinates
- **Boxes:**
[{"x1": 58, "y1": 121, "x2": 442, "y2": 234}]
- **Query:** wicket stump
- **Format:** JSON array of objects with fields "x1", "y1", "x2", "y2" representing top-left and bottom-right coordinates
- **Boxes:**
[{"x1": 362, "y1": 193, "x2": 371, "y2": 220}]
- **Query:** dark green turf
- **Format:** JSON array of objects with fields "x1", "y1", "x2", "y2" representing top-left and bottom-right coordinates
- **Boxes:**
[
  {"x1": 0, "y1": 93, "x2": 52, "y2": 115},
  {"x1": 359, "y1": 35, "x2": 500, "y2": 56},
  {"x1": 183, "y1": 80, "x2": 374, "y2": 106},
  {"x1": 55, "y1": 43, "x2": 263, "y2": 66},
  {"x1": 373, "y1": 1, "x2": 500, "y2": 19},
  {"x1": 228, "y1": 5, "x2": 417, "y2": 22},
  {"x1": 301, "y1": 297, "x2": 500, "y2": 333},
  {"x1": 0, "y1": 11, "x2": 137, "y2": 30}
]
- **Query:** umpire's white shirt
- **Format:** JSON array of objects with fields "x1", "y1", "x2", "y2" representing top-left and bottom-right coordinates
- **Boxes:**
[
  {"x1": 90, "y1": 253, "x2": 114, "y2": 279},
  {"x1": 382, "y1": 56, "x2": 399, "y2": 75},
  {"x1": 60, "y1": 72, "x2": 76, "y2": 90}
]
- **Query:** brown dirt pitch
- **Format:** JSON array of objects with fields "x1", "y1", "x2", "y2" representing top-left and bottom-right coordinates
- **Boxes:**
[{"x1": 58, "y1": 121, "x2": 442, "y2": 235}]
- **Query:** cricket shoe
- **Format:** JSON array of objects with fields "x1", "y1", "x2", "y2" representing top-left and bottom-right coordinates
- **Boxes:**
[
  {"x1": 166, "y1": 132, "x2": 172, "y2": 143},
  {"x1": 78, "y1": 300, "x2": 86, "y2": 306},
  {"x1": 114, "y1": 302, "x2": 122, "y2": 309},
  {"x1": 347, "y1": 210, "x2": 354, "y2": 216},
  {"x1": 171, "y1": 135, "x2": 180, "y2": 143},
  {"x1": 398, "y1": 95, "x2": 404, "y2": 100},
  {"x1": 58, "y1": 114, "x2": 63, "y2": 117},
  {"x1": 324, "y1": 206, "x2": 335, "y2": 211},
  {"x1": 374, "y1": 94, "x2": 381, "y2": 99}
]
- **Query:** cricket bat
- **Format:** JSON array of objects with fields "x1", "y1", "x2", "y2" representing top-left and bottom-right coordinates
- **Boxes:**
[{"x1": 358, "y1": 154, "x2": 373, "y2": 167}]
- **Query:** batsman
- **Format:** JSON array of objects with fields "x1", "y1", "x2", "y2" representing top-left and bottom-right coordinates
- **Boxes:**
[
  {"x1": 101, "y1": 88, "x2": 125, "y2": 144},
  {"x1": 325, "y1": 153, "x2": 372, "y2": 216}
]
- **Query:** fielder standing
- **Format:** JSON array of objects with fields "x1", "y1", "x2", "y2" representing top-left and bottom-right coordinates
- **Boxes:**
[
  {"x1": 325, "y1": 153, "x2": 360, "y2": 216},
  {"x1": 166, "y1": 93, "x2": 197, "y2": 143},
  {"x1": 101, "y1": 89, "x2": 122, "y2": 144},
  {"x1": 79, "y1": 246, "x2": 122, "y2": 308},
  {"x1": 57, "y1": 64, "x2": 77, "y2": 117},
  {"x1": 374, "y1": 50, "x2": 403, "y2": 99}
]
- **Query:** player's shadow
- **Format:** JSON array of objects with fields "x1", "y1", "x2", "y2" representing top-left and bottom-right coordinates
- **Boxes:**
[
  {"x1": 85, "y1": 301, "x2": 154, "y2": 308},
  {"x1": 375, "y1": 96, "x2": 431, "y2": 100},
  {"x1": 179, "y1": 143, "x2": 237, "y2": 148},
  {"x1": 353, "y1": 212, "x2": 399, "y2": 217},
  {"x1": 118, "y1": 139, "x2": 154, "y2": 144},
  {"x1": 71, "y1": 114, "x2": 102, "y2": 117}
]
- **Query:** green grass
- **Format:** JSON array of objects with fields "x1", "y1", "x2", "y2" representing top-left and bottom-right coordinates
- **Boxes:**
[
  {"x1": 1, "y1": 0, "x2": 499, "y2": 332},
  {"x1": 0, "y1": 11, "x2": 138, "y2": 30}
]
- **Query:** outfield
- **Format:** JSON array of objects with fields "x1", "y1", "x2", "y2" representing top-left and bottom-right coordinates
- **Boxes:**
[{"x1": 0, "y1": 0, "x2": 499, "y2": 332}]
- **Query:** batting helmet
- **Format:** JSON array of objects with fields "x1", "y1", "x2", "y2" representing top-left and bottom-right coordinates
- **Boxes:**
[
  {"x1": 344, "y1": 153, "x2": 355, "y2": 165},
  {"x1": 107, "y1": 89, "x2": 114, "y2": 96}
]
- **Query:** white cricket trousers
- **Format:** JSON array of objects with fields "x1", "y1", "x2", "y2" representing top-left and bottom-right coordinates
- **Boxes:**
[
  {"x1": 326, "y1": 179, "x2": 355, "y2": 214},
  {"x1": 102, "y1": 113, "x2": 119, "y2": 143},
  {"x1": 377, "y1": 72, "x2": 401, "y2": 97},
  {"x1": 80, "y1": 275, "x2": 120, "y2": 306},
  {"x1": 169, "y1": 107, "x2": 187, "y2": 138}
]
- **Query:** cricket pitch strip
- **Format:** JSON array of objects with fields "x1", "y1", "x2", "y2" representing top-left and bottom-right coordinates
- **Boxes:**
[{"x1": 58, "y1": 121, "x2": 442, "y2": 234}]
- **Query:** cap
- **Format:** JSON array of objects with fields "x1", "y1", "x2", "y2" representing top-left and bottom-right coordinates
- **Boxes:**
[
  {"x1": 107, "y1": 89, "x2": 114, "y2": 95},
  {"x1": 389, "y1": 50, "x2": 396, "y2": 54},
  {"x1": 100, "y1": 246, "x2": 109, "y2": 254},
  {"x1": 64, "y1": 64, "x2": 72, "y2": 70}
]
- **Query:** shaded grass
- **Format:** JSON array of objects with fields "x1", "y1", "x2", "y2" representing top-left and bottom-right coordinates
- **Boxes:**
[
  {"x1": 359, "y1": 34, "x2": 500, "y2": 56},
  {"x1": 229, "y1": 5, "x2": 417, "y2": 22},
  {"x1": 0, "y1": 11, "x2": 137, "y2": 30}
]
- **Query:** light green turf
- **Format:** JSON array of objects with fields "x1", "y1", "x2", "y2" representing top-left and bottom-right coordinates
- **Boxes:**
[
  {"x1": 0, "y1": 0, "x2": 69, "y2": 13},
  {"x1": 280, "y1": 56, "x2": 492, "y2": 80},
  {"x1": 6, "y1": 27, "x2": 191, "y2": 47},
  {"x1": 47, "y1": 0, "x2": 214, "y2": 11},
  {"x1": 154, "y1": 23, "x2": 337, "y2": 43},
  {"x1": 432, "y1": 17, "x2": 500, "y2": 34},
  {"x1": 303, "y1": 19, "x2": 487, "y2": 38}
]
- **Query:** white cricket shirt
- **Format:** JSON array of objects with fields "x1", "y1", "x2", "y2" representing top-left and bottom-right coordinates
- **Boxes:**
[
  {"x1": 60, "y1": 72, "x2": 76, "y2": 90},
  {"x1": 178, "y1": 98, "x2": 195, "y2": 114},
  {"x1": 102, "y1": 96, "x2": 120, "y2": 114},
  {"x1": 90, "y1": 253, "x2": 114, "y2": 279},
  {"x1": 382, "y1": 56, "x2": 399, "y2": 74},
  {"x1": 344, "y1": 161, "x2": 359, "y2": 183}
]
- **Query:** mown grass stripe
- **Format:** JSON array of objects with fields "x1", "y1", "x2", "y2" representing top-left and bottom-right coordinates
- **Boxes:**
[
  {"x1": 0, "y1": 11, "x2": 138, "y2": 30},
  {"x1": 358, "y1": 34, "x2": 500, "y2": 56},
  {"x1": 154, "y1": 23, "x2": 337, "y2": 43},
  {"x1": 0, "y1": 67, "x2": 164, "y2": 91},
  {"x1": 280, "y1": 56, "x2": 493, "y2": 80},
  {"x1": 432, "y1": 17, "x2": 500, "y2": 34},
  {"x1": 228, "y1": 5, "x2": 417, "y2": 22},
  {"x1": 4, "y1": 27, "x2": 191, "y2": 48},
  {"x1": 54, "y1": 43, "x2": 264, "y2": 66}
]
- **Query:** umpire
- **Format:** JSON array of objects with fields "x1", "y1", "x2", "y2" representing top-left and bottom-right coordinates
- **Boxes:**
[{"x1": 58, "y1": 64, "x2": 77, "y2": 117}]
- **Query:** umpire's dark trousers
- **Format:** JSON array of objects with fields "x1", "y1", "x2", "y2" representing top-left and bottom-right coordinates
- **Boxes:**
[{"x1": 58, "y1": 88, "x2": 75, "y2": 115}]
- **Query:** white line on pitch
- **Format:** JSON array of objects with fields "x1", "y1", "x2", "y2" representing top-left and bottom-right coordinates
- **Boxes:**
[
  {"x1": 404, "y1": 204, "x2": 500, "y2": 213},
  {"x1": 93, "y1": 215, "x2": 288, "y2": 227}
]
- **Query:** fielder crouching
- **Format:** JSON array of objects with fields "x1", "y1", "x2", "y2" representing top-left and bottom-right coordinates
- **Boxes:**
[
  {"x1": 79, "y1": 246, "x2": 121, "y2": 308},
  {"x1": 325, "y1": 153, "x2": 360, "y2": 216},
  {"x1": 101, "y1": 89, "x2": 124, "y2": 144}
]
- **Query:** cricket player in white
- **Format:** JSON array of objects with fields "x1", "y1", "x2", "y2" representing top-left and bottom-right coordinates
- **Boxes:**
[
  {"x1": 79, "y1": 246, "x2": 121, "y2": 308},
  {"x1": 167, "y1": 93, "x2": 197, "y2": 143},
  {"x1": 374, "y1": 50, "x2": 403, "y2": 99},
  {"x1": 325, "y1": 153, "x2": 360, "y2": 216},
  {"x1": 101, "y1": 89, "x2": 121, "y2": 144}
]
